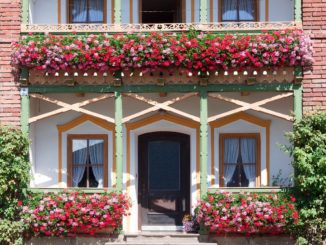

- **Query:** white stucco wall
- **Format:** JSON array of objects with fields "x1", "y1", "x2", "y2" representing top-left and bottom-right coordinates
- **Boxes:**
[{"x1": 29, "y1": 91, "x2": 293, "y2": 232}]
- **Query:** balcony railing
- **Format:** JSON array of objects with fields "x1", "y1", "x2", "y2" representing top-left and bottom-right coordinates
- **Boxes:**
[{"x1": 21, "y1": 21, "x2": 302, "y2": 33}]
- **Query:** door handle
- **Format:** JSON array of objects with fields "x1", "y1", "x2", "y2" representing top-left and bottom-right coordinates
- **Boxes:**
[{"x1": 182, "y1": 198, "x2": 186, "y2": 212}]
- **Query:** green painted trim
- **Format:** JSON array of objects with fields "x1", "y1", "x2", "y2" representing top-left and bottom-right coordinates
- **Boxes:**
[
  {"x1": 294, "y1": 85, "x2": 303, "y2": 121},
  {"x1": 28, "y1": 188, "x2": 116, "y2": 193},
  {"x1": 114, "y1": 0, "x2": 121, "y2": 24},
  {"x1": 22, "y1": 0, "x2": 29, "y2": 24},
  {"x1": 27, "y1": 83, "x2": 300, "y2": 93},
  {"x1": 115, "y1": 91, "x2": 123, "y2": 191},
  {"x1": 20, "y1": 93, "x2": 30, "y2": 135},
  {"x1": 200, "y1": 0, "x2": 208, "y2": 23},
  {"x1": 208, "y1": 187, "x2": 283, "y2": 193},
  {"x1": 200, "y1": 88, "x2": 208, "y2": 198},
  {"x1": 294, "y1": 0, "x2": 302, "y2": 22}
]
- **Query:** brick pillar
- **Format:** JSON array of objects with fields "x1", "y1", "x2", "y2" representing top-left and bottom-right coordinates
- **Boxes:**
[
  {"x1": 0, "y1": 0, "x2": 21, "y2": 127},
  {"x1": 303, "y1": 0, "x2": 326, "y2": 114}
]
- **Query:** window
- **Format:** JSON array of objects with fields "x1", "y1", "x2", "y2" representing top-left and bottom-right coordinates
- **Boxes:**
[
  {"x1": 220, "y1": 0, "x2": 258, "y2": 22},
  {"x1": 140, "y1": 0, "x2": 183, "y2": 24},
  {"x1": 68, "y1": 0, "x2": 106, "y2": 23},
  {"x1": 220, "y1": 134, "x2": 260, "y2": 187},
  {"x1": 67, "y1": 134, "x2": 108, "y2": 188}
]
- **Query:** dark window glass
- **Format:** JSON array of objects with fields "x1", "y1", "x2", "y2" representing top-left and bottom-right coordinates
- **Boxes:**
[
  {"x1": 72, "y1": 139, "x2": 104, "y2": 188},
  {"x1": 142, "y1": 0, "x2": 182, "y2": 23},
  {"x1": 70, "y1": 0, "x2": 104, "y2": 23},
  {"x1": 222, "y1": 0, "x2": 256, "y2": 22},
  {"x1": 148, "y1": 140, "x2": 180, "y2": 190},
  {"x1": 223, "y1": 137, "x2": 257, "y2": 187}
]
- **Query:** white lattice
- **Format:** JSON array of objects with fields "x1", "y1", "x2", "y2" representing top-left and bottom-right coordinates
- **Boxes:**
[{"x1": 21, "y1": 22, "x2": 302, "y2": 33}]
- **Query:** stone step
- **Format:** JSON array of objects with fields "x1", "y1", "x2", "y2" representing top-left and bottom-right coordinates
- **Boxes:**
[
  {"x1": 124, "y1": 232, "x2": 200, "y2": 242},
  {"x1": 105, "y1": 243, "x2": 216, "y2": 245}
]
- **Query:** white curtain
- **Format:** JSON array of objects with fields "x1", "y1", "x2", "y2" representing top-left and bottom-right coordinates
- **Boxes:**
[
  {"x1": 89, "y1": 140, "x2": 104, "y2": 188},
  {"x1": 240, "y1": 138, "x2": 256, "y2": 187},
  {"x1": 224, "y1": 138, "x2": 239, "y2": 186},
  {"x1": 239, "y1": 0, "x2": 255, "y2": 20},
  {"x1": 222, "y1": 0, "x2": 238, "y2": 21},
  {"x1": 89, "y1": 0, "x2": 104, "y2": 22},
  {"x1": 72, "y1": 0, "x2": 87, "y2": 22},
  {"x1": 72, "y1": 140, "x2": 87, "y2": 187}
]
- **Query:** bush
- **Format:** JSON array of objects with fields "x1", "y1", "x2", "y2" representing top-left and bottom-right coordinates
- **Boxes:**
[
  {"x1": 0, "y1": 126, "x2": 30, "y2": 220},
  {"x1": 195, "y1": 192, "x2": 298, "y2": 235},
  {"x1": 0, "y1": 220, "x2": 25, "y2": 245},
  {"x1": 286, "y1": 112, "x2": 326, "y2": 245},
  {"x1": 22, "y1": 191, "x2": 131, "y2": 237}
]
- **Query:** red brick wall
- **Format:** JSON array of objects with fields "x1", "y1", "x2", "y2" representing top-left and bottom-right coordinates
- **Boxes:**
[
  {"x1": 303, "y1": 0, "x2": 326, "y2": 113},
  {"x1": 0, "y1": 0, "x2": 21, "y2": 127}
]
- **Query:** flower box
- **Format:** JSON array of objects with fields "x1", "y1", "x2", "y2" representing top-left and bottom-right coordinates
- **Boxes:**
[{"x1": 12, "y1": 29, "x2": 313, "y2": 76}]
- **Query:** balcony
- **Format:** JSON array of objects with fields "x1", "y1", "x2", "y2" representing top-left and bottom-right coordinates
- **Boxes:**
[{"x1": 24, "y1": 0, "x2": 299, "y2": 34}]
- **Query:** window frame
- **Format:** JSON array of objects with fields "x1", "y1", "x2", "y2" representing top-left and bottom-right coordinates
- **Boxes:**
[
  {"x1": 219, "y1": 133, "x2": 261, "y2": 187},
  {"x1": 68, "y1": 0, "x2": 107, "y2": 24},
  {"x1": 219, "y1": 0, "x2": 259, "y2": 22},
  {"x1": 67, "y1": 134, "x2": 108, "y2": 188}
]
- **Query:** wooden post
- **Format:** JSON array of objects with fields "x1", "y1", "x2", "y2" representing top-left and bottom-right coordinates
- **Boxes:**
[
  {"x1": 20, "y1": 88, "x2": 30, "y2": 135},
  {"x1": 200, "y1": 0, "x2": 208, "y2": 23},
  {"x1": 294, "y1": 86, "x2": 303, "y2": 121},
  {"x1": 294, "y1": 0, "x2": 302, "y2": 22},
  {"x1": 115, "y1": 91, "x2": 123, "y2": 191},
  {"x1": 114, "y1": 0, "x2": 121, "y2": 24},
  {"x1": 22, "y1": 0, "x2": 29, "y2": 24},
  {"x1": 200, "y1": 88, "x2": 208, "y2": 197}
]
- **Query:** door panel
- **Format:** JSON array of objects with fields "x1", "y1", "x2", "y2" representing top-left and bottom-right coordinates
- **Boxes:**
[{"x1": 138, "y1": 132, "x2": 190, "y2": 227}]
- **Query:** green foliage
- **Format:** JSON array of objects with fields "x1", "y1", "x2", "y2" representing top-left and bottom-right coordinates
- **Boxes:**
[
  {"x1": 0, "y1": 126, "x2": 30, "y2": 244},
  {"x1": 0, "y1": 220, "x2": 24, "y2": 245},
  {"x1": 0, "y1": 126, "x2": 30, "y2": 220},
  {"x1": 286, "y1": 112, "x2": 326, "y2": 245}
]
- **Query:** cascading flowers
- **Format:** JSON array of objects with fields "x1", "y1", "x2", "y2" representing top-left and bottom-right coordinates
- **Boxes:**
[
  {"x1": 195, "y1": 192, "x2": 298, "y2": 235},
  {"x1": 12, "y1": 29, "x2": 313, "y2": 75},
  {"x1": 21, "y1": 191, "x2": 131, "y2": 237}
]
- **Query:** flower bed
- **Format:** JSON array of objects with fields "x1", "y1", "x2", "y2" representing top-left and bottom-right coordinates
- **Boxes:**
[
  {"x1": 12, "y1": 29, "x2": 313, "y2": 75},
  {"x1": 195, "y1": 192, "x2": 298, "y2": 235},
  {"x1": 22, "y1": 191, "x2": 131, "y2": 237}
]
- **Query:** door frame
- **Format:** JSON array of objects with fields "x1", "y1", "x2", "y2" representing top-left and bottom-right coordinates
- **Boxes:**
[
  {"x1": 125, "y1": 114, "x2": 200, "y2": 233},
  {"x1": 137, "y1": 131, "x2": 191, "y2": 230}
]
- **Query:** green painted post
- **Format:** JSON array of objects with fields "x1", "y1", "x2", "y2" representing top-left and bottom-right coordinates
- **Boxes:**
[
  {"x1": 22, "y1": 0, "x2": 29, "y2": 24},
  {"x1": 294, "y1": 0, "x2": 302, "y2": 22},
  {"x1": 114, "y1": 0, "x2": 121, "y2": 24},
  {"x1": 294, "y1": 86, "x2": 303, "y2": 121},
  {"x1": 200, "y1": 88, "x2": 208, "y2": 198},
  {"x1": 200, "y1": 0, "x2": 208, "y2": 23},
  {"x1": 20, "y1": 88, "x2": 30, "y2": 135},
  {"x1": 115, "y1": 91, "x2": 123, "y2": 191}
]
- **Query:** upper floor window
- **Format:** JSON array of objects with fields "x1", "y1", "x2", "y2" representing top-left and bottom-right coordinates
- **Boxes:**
[
  {"x1": 221, "y1": 0, "x2": 258, "y2": 22},
  {"x1": 67, "y1": 134, "x2": 108, "y2": 188},
  {"x1": 141, "y1": 0, "x2": 183, "y2": 23},
  {"x1": 220, "y1": 134, "x2": 260, "y2": 187},
  {"x1": 69, "y1": 0, "x2": 106, "y2": 23}
]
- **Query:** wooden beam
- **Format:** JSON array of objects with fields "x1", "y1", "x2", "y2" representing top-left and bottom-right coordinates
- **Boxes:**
[
  {"x1": 27, "y1": 84, "x2": 301, "y2": 94},
  {"x1": 208, "y1": 92, "x2": 293, "y2": 122},
  {"x1": 123, "y1": 93, "x2": 200, "y2": 122},
  {"x1": 29, "y1": 93, "x2": 115, "y2": 123}
]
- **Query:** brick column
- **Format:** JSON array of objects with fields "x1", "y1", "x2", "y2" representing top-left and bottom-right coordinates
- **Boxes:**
[
  {"x1": 0, "y1": 0, "x2": 21, "y2": 126},
  {"x1": 303, "y1": 0, "x2": 326, "y2": 113}
]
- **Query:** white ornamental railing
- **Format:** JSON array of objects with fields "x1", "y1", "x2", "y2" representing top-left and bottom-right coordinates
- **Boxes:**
[{"x1": 21, "y1": 21, "x2": 302, "y2": 33}]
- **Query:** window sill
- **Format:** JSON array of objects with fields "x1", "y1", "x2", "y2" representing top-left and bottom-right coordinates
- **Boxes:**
[
  {"x1": 28, "y1": 187, "x2": 116, "y2": 193},
  {"x1": 208, "y1": 186, "x2": 286, "y2": 193}
]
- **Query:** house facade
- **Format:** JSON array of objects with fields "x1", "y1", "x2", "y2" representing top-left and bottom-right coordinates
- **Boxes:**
[{"x1": 0, "y1": 0, "x2": 322, "y2": 234}]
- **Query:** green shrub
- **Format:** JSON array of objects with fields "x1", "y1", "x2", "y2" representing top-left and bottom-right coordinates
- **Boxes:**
[
  {"x1": 286, "y1": 112, "x2": 326, "y2": 245},
  {"x1": 0, "y1": 220, "x2": 24, "y2": 245},
  {"x1": 0, "y1": 126, "x2": 30, "y2": 244}
]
